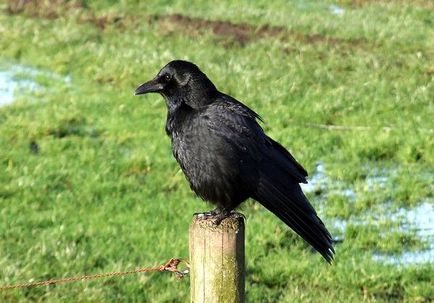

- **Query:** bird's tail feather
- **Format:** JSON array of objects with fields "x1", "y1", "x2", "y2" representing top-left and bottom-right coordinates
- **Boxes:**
[{"x1": 254, "y1": 175, "x2": 334, "y2": 262}]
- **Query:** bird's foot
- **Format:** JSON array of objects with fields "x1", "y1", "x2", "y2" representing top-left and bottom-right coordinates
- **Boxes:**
[
  {"x1": 194, "y1": 208, "x2": 232, "y2": 225},
  {"x1": 211, "y1": 209, "x2": 231, "y2": 225}
]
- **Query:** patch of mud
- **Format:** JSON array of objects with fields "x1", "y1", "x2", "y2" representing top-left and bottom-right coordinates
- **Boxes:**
[
  {"x1": 149, "y1": 14, "x2": 365, "y2": 48},
  {"x1": 5, "y1": 1, "x2": 366, "y2": 49},
  {"x1": 5, "y1": 0, "x2": 84, "y2": 19}
]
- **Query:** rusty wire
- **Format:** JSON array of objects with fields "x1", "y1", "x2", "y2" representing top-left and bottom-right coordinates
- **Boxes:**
[{"x1": 0, "y1": 258, "x2": 188, "y2": 291}]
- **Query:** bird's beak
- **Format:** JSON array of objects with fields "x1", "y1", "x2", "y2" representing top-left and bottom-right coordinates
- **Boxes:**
[{"x1": 135, "y1": 78, "x2": 164, "y2": 95}]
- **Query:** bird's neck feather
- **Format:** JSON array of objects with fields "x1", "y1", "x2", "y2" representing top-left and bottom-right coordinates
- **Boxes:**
[{"x1": 165, "y1": 99, "x2": 194, "y2": 136}]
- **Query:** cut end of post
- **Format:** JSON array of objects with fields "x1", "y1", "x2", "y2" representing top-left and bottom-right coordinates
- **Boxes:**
[
  {"x1": 190, "y1": 212, "x2": 245, "y2": 303},
  {"x1": 191, "y1": 212, "x2": 245, "y2": 232}
]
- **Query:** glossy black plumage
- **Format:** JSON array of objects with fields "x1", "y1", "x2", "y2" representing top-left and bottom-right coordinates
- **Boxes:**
[{"x1": 135, "y1": 60, "x2": 334, "y2": 262}]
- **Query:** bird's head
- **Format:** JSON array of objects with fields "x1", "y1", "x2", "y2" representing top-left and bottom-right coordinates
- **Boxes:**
[{"x1": 135, "y1": 60, "x2": 217, "y2": 109}]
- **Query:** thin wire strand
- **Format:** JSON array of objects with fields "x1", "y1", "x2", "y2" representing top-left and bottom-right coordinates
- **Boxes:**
[
  {"x1": 0, "y1": 258, "x2": 187, "y2": 291},
  {"x1": 303, "y1": 123, "x2": 434, "y2": 133}
]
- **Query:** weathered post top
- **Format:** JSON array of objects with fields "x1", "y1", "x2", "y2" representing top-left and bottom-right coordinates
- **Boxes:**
[{"x1": 189, "y1": 213, "x2": 245, "y2": 303}]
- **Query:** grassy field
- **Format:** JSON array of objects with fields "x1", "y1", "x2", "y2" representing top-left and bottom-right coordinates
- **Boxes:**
[{"x1": 0, "y1": 0, "x2": 433, "y2": 302}]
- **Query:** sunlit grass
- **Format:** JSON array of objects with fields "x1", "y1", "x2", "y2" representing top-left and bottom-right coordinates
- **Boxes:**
[{"x1": 0, "y1": 0, "x2": 433, "y2": 302}]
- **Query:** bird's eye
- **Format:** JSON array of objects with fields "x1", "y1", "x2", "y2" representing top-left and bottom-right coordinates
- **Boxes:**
[{"x1": 163, "y1": 74, "x2": 171, "y2": 82}]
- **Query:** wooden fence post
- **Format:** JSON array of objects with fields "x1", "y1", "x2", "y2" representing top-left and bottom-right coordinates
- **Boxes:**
[{"x1": 189, "y1": 213, "x2": 245, "y2": 303}]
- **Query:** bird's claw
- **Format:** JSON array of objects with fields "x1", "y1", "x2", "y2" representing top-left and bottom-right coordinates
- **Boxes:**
[
  {"x1": 211, "y1": 215, "x2": 226, "y2": 226},
  {"x1": 194, "y1": 208, "x2": 232, "y2": 225}
]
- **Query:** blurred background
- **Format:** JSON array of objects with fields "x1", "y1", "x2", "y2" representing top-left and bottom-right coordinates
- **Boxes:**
[{"x1": 0, "y1": 0, "x2": 433, "y2": 302}]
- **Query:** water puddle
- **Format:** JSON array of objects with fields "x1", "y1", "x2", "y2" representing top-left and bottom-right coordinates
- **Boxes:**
[
  {"x1": 0, "y1": 64, "x2": 71, "y2": 106},
  {"x1": 333, "y1": 202, "x2": 434, "y2": 266},
  {"x1": 373, "y1": 244, "x2": 434, "y2": 265},
  {"x1": 292, "y1": 1, "x2": 345, "y2": 16},
  {"x1": 303, "y1": 162, "x2": 434, "y2": 265},
  {"x1": 394, "y1": 202, "x2": 434, "y2": 237},
  {"x1": 373, "y1": 202, "x2": 434, "y2": 265},
  {"x1": 329, "y1": 5, "x2": 345, "y2": 16},
  {"x1": 301, "y1": 162, "x2": 356, "y2": 200}
]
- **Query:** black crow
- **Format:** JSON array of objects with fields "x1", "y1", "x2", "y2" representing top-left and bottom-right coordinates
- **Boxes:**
[{"x1": 135, "y1": 60, "x2": 334, "y2": 262}]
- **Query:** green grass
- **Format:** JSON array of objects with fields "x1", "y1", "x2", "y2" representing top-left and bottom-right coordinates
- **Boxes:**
[{"x1": 0, "y1": 0, "x2": 433, "y2": 302}]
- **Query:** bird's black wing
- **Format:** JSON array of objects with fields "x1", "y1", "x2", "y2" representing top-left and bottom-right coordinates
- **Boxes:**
[
  {"x1": 201, "y1": 97, "x2": 266, "y2": 194},
  {"x1": 266, "y1": 137, "x2": 308, "y2": 183},
  {"x1": 213, "y1": 94, "x2": 308, "y2": 183},
  {"x1": 204, "y1": 95, "x2": 334, "y2": 262},
  {"x1": 253, "y1": 163, "x2": 334, "y2": 262}
]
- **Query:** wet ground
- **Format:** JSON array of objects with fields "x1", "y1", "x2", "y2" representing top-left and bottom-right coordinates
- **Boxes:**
[
  {"x1": 0, "y1": 67, "x2": 36, "y2": 106},
  {"x1": 302, "y1": 162, "x2": 434, "y2": 266},
  {"x1": 0, "y1": 64, "x2": 70, "y2": 106}
]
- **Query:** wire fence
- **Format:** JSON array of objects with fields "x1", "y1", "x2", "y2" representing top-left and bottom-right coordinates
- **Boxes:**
[
  {"x1": 0, "y1": 258, "x2": 188, "y2": 291},
  {"x1": 304, "y1": 123, "x2": 434, "y2": 133}
]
